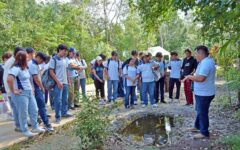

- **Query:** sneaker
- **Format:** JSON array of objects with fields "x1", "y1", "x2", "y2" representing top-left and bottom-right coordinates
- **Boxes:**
[
  {"x1": 193, "y1": 133, "x2": 209, "y2": 139},
  {"x1": 44, "y1": 124, "x2": 54, "y2": 132},
  {"x1": 151, "y1": 104, "x2": 158, "y2": 108},
  {"x1": 99, "y1": 100, "x2": 106, "y2": 105},
  {"x1": 55, "y1": 118, "x2": 61, "y2": 124},
  {"x1": 69, "y1": 106, "x2": 75, "y2": 110},
  {"x1": 14, "y1": 127, "x2": 22, "y2": 132},
  {"x1": 62, "y1": 113, "x2": 73, "y2": 118},
  {"x1": 141, "y1": 104, "x2": 147, "y2": 108},
  {"x1": 23, "y1": 131, "x2": 36, "y2": 137},
  {"x1": 32, "y1": 127, "x2": 45, "y2": 133},
  {"x1": 125, "y1": 105, "x2": 130, "y2": 109}
]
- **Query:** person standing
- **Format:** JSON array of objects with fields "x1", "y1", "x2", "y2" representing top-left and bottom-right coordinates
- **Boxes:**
[
  {"x1": 26, "y1": 47, "x2": 35, "y2": 62},
  {"x1": 92, "y1": 56, "x2": 106, "y2": 104},
  {"x1": 28, "y1": 52, "x2": 54, "y2": 131},
  {"x1": 154, "y1": 52, "x2": 167, "y2": 104},
  {"x1": 123, "y1": 58, "x2": 139, "y2": 109},
  {"x1": 104, "y1": 51, "x2": 121, "y2": 102},
  {"x1": 182, "y1": 49, "x2": 197, "y2": 105},
  {"x1": 183, "y1": 45, "x2": 216, "y2": 139},
  {"x1": 7, "y1": 51, "x2": 45, "y2": 137},
  {"x1": 49, "y1": 44, "x2": 72, "y2": 124},
  {"x1": 3, "y1": 47, "x2": 25, "y2": 132},
  {"x1": 76, "y1": 52, "x2": 87, "y2": 98},
  {"x1": 168, "y1": 52, "x2": 182, "y2": 102},
  {"x1": 0, "y1": 52, "x2": 13, "y2": 120},
  {"x1": 67, "y1": 48, "x2": 82, "y2": 109},
  {"x1": 137, "y1": 53, "x2": 158, "y2": 108}
]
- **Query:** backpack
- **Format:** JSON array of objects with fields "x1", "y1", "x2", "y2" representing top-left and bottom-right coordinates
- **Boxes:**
[
  {"x1": 106, "y1": 58, "x2": 120, "y2": 70},
  {"x1": 42, "y1": 58, "x2": 57, "y2": 90}
]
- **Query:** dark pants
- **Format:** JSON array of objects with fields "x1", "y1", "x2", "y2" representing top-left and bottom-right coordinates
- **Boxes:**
[
  {"x1": 155, "y1": 77, "x2": 165, "y2": 103},
  {"x1": 125, "y1": 86, "x2": 136, "y2": 108},
  {"x1": 184, "y1": 79, "x2": 193, "y2": 104},
  {"x1": 45, "y1": 89, "x2": 48, "y2": 104},
  {"x1": 118, "y1": 77, "x2": 125, "y2": 97},
  {"x1": 169, "y1": 78, "x2": 181, "y2": 99},
  {"x1": 35, "y1": 88, "x2": 49, "y2": 126},
  {"x1": 94, "y1": 79, "x2": 105, "y2": 99},
  {"x1": 194, "y1": 95, "x2": 215, "y2": 137}
]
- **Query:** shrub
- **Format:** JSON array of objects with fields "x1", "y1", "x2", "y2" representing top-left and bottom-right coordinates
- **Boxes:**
[{"x1": 74, "y1": 97, "x2": 111, "y2": 150}]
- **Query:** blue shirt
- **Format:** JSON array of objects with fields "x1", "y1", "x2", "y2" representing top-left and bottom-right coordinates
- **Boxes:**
[
  {"x1": 194, "y1": 57, "x2": 216, "y2": 96},
  {"x1": 169, "y1": 60, "x2": 182, "y2": 79},
  {"x1": 8, "y1": 66, "x2": 32, "y2": 91},
  {"x1": 49, "y1": 55, "x2": 68, "y2": 84},
  {"x1": 137, "y1": 62, "x2": 156, "y2": 83},
  {"x1": 104, "y1": 59, "x2": 121, "y2": 81},
  {"x1": 94, "y1": 65, "x2": 104, "y2": 80},
  {"x1": 123, "y1": 65, "x2": 138, "y2": 86}
]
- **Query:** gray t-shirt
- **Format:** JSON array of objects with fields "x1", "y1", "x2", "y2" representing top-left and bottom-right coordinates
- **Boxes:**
[
  {"x1": 8, "y1": 66, "x2": 32, "y2": 91},
  {"x1": 76, "y1": 59, "x2": 87, "y2": 79},
  {"x1": 28, "y1": 59, "x2": 41, "y2": 87},
  {"x1": 49, "y1": 55, "x2": 69, "y2": 84}
]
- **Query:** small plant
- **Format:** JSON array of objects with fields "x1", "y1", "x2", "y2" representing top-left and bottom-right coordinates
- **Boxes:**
[
  {"x1": 223, "y1": 135, "x2": 240, "y2": 150},
  {"x1": 74, "y1": 97, "x2": 112, "y2": 150},
  {"x1": 234, "y1": 109, "x2": 240, "y2": 121},
  {"x1": 215, "y1": 95, "x2": 231, "y2": 108}
]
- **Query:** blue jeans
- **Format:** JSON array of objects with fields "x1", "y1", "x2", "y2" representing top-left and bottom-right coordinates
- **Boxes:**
[
  {"x1": 11, "y1": 90, "x2": 39, "y2": 132},
  {"x1": 35, "y1": 88, "x2": 49, "y2": 126},
  {"x1": 52, "y1": 84, "x2": 69, "y2": 119},
  {"x1": 194, "y1": 95, "x2": 215, "y2": 136},
  {"x1": 125, "y1": 86, "x2": 136, "y2": 107},
  {"x1": 9, "y1": 97, "x2": 20, "y2": 129},
  {"x1": 107, "y1": 80, "x2": 118, "y2": 101},
  {"x1": 142, "y1": 81, "x2": 155, "y2": 105},
  {"x1": 79, "y1": 78, "x2": 86, "y2": 97}
]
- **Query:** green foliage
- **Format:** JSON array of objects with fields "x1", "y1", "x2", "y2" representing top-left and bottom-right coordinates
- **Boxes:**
[
  {"x1": 223, "y1": 135, "x2": 240, "y2": 150},
  {"x1": 234, "y1": 109, "x2": 240, "y2": 121},
  {"x1": 216, "y1": 95, "x2": 231, "y2": 108},
  {"x1": 74, "y1": 98, "x2": 111, "y2": 149}
]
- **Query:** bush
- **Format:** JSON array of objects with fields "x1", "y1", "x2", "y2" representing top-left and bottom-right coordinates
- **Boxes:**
[
  {"x1": 223, "y1": 135, "x2": 240, "y2": 150},
  {"x1": 74, "y1": 97, "x2": 111, "y2": 150}
]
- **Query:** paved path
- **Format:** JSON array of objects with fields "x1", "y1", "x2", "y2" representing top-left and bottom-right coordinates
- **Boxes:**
[{"x1": 0, "y1": 84, "x2": 96, "y2": 150}]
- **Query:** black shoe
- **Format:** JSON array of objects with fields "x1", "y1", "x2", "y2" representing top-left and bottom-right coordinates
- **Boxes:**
[
  {"x1": 161, "y1": 101, "x2": 167, "y2": 104},
  {"x1": 69, "y1": 106, "x2": 75, "y2": 110},
  {"x1": 44, "y1": 124, "x2": 54, "y2": 132},
  {"x1": 74, "y1": 104, "x2": 80, "y2": 108},
  {"x1": 62, "y1": 114, "x2": 73, "y2": 118}
]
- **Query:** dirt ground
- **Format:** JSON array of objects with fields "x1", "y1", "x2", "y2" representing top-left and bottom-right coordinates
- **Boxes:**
[{"x1": 13, "y1": 80, "x2": 240, "y2": 150}]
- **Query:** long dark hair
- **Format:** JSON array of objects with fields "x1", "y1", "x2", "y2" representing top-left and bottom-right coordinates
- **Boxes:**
[
  {"x1": 95, "y1": 61, "x2": 104, "y2": 68},
  {"x1": 12, "y1": 51, "x2": 28, "y2": 70}
]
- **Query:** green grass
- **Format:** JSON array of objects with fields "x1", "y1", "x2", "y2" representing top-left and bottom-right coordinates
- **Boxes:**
[{"x1": 223, "y1": 135, "x2": 240, "y2": 150}]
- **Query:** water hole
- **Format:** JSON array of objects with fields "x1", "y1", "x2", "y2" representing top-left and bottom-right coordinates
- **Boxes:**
[{"x1": 120, "y1": 115, "x2": 174, "y2": 146}]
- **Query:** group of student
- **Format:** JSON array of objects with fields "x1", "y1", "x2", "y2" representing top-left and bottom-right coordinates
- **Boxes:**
[
  {"x1": 91, "y1": 46, "x2": 216, "y2": 139},
  {"x1": 0, "y1": 44, "x2": 216, "y2": 140},
  {"x1": 0, "y1": 44, "x2": 87, "y2": 137},
  {"x1": 90, "y1": 49, "x2": 197, "y2": 109}
]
